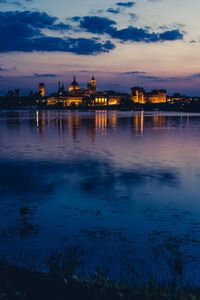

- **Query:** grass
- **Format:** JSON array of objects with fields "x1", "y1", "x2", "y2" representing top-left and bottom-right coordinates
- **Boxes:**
[{"x1": 0, "y1": 248, "x2": 200, "y2": 300}]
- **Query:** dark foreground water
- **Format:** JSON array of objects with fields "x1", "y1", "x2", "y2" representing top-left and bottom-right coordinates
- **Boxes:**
[{"x1": 1, "y1": 110, "x2": 200, "y2": 281}]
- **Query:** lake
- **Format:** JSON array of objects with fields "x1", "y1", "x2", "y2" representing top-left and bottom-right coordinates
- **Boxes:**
[{"x1": 0, "y1": 110, "x2": 200, "y2": 281}]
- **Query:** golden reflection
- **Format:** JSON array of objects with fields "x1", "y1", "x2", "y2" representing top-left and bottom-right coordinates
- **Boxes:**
[
  {"x1": 141, "y1": 111, "x2": 144, "y2": 135},
  {"x1": 36, "y1": 111, "x2": 39, "y2": 129},
  {"x1": 47, "y1": 111, "x2": 51, "y2": 126},
  {"x1": 35, "y1": 111, "x2": 117, "y2": 141},
  {"x1": 34, "y1": 111, "x2": 191, "y2": 143},
  {"x1": 34, "y1": 111, "x2": 177, "y2": 141},
  {"x1": 89, "y1": 125, "x2": 96, "y2": 145},
  {"x1": 134, "y1": 112, "x2": 144, "y2": 136},
  {"x1": 95, "y1": 111, "x2": 107, "y2": 133},
  {"x1": 108, "y1": 112, "x2": 117, "y2": 129},
  {"x1": 41, "y1": 111, "x2": 45, "y2": 137},
  {"x1": 67, "y1": 112, "x2": 81, "y2": 141},
  {"x1": 152, "y1": 114, "x2": 166, "y2": 128},
  {"x1": 134, "y1": 113, "x2": 139, "y2": 136},
  {"x1": 59, "y1": 113, "x2": 63, "y2": 136}
]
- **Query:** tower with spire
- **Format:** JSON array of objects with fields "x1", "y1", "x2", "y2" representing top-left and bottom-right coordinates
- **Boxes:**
[{"x1": 87, "y1": 75, "x2": 96, "y2": 95}]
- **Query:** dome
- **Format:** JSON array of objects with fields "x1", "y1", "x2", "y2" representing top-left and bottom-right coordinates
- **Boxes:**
[
  {"x1": 69, "y1": 76, "x2": 80, "y2": 92},
  {"x1": 71, "y1": 76, "x2": 79, "y2": 87}
]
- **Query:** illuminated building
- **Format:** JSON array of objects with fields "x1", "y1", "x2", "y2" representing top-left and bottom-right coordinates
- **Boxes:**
[
  {"x1": 92, "y1": 94, "x2": 122, "y2": 106},
  {"x1": 47, "y1": 76, "x2": 88, "y2": 106},
  {"x1": 69, "y1": 77, "x2": 80, "y2": 93},
  {"x1": 45, "y1": 75, "x2": 168, "y2": 107},
  {"x1": 39, "y1": 83, "x2": 45, "y2": 97},
  {"x1": 146, "y1": 90, "x2": 167, "y2": 103},
  {"x1": 87, "y1": 75, "x2": 96, "y2": 95},
  {"x1": 58, "y1": 82, "x2": 65, "y2": 95},
  {"x1": 108, "y1": 95, "x2": 122, "y2": 105},
  {"x1": 93, "y1": 95, "x2": 108, "y2": 105},
  {"x1": 45, "y1": 76, "x2": 129, "y2": 107},
  {"x1": 131, "y1": 87, "x2": 166, "y2": 104},
  {"x1": 46, "y1": 96, "x2": 84, "y2": 107},
  {"x1": 131, "y1": 87, "x2": 145, "y2": 104}
]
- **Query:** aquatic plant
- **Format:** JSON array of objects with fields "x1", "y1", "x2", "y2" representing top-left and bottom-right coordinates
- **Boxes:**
[{"x1": 47, "y1": 247, "x2": 84, "y2": 279}]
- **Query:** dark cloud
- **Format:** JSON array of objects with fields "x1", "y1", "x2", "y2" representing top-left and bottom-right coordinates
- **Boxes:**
[
  {"x1": 0, "y1": 10, "x2": 184, "y2": 56},
  {"x1": 140, "y1": 75, "x2": 167, "y2": 82},
  {"x1": 63, "y1": 38, "x2": 115, "y2": 55},
  {"x1": 158, "y1": 30, "x2": 183, "y2": 41},
  {"x1": 70, "y1": 16, "x2": 81, "y2": 22},
  {"x1": 0, "y1": 10, "x2": 71, "y2": 33},
  {"x1": 107, "y1": 8, "x2": 120, "y2": 14},
  {"x1": 121, "y1": 72, "x2": 189, "y2": 81},
  {"x1": 0, "y1": 0, "x2": 33, "y2": 5},
  {"x1": 129, "y1": 13, "x2": 138, "y2": 21},
  {"x1": 33, "y1": 73, "x2": 57, "y2": 78},
  {"x1": 0, "y1": 11, "x2": 115, "y2": 55},
  {"x1": 109, "y1": 26, "x2": 158, "y2": 42},
  {"x1": 79, "y1": 16, "x2": 184, "y2": 43},
  {"x1": 19, "y1": 36, "x2": 115, "y2": 55},
  {"x1": 109, "y1": 27, "x2": 183, "y2": 42},
  {"x1": 127, "y1": 73, "x2": 200, "y2": 82},
  {"x1": 191, "y1": 74, "x2": 200, "y2": 78},
  {"x1": 139, "y1": 75, "x2": 190, "y2": 81},
  {"x1": 80, "y1": 16, "x2": 116, "y2": 34},
  {"x1": 123, "y1": 71, "x2": 146, "y2": 74},
  {"x1": 145, "y1": 73, "x2": 200, "y2": 81},
  {"x1": 133, "y1": 74, "x2": 200, "y2": 82},
  {"x1": 116, "y1": 2, "x2": 135, "y2": 7},
  {"x1": 79, "y1": 70, "x2": 91, "y2": 73}
]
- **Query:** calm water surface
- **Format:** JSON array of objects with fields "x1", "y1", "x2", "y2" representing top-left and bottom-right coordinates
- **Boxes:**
[{"x1": 0, "y1": 110, "x2": 200, "y2": 279}]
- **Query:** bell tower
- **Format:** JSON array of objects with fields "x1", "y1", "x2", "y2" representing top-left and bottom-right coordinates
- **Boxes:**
[
  {"x1": 88, "y1": 75, "x2": 96, "y2": 95},
  {"x1": 91, "y1": 75, "x2": 96, "y2": 86},
  {"x1": 39, "y1": 83, "x2": 45, "y2": 97}
]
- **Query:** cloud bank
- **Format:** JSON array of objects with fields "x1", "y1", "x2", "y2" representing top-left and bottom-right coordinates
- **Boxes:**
[
  {"x1": 0, "y1": 11, "x2": 115, "y2": 55},
  {"x1": 79, "y1": 16, "x2": 184, "y2": 43},
  {"x1": 0, "y1": 10, "x2": 184, "y2": 55}
]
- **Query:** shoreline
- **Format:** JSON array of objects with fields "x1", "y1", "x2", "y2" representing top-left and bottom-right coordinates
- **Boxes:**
[
  {"x1": 1, "y1": 102, "x2": 200, "y2": 113},
  {"x1": 0, "y1": 260, "x2": 200, "y2": 300}
]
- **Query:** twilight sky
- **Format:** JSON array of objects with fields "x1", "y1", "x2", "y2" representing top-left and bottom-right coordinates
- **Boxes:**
[{"x1": 0, "y1": 0, "x2": 200, "y2": 95}]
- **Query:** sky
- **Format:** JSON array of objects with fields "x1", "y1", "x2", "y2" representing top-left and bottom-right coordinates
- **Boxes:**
[{"x1": 0, "y1": 0, "x2": 200, "y2": 95}]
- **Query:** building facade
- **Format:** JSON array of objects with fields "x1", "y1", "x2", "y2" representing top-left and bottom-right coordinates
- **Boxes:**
[
  {"x1": 46, "y1": 76, "x2": 126, "y2": 107},
  {"x1": 45, "y1": 78, "x2": 167, "y2": 107},
  {"x1": 131, "y1": 87, "x2": 167, "y2": 104}
]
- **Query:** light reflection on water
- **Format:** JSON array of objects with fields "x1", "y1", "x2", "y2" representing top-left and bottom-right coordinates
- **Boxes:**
[{"x1": 0, "y1": 110, "x2": 200, "y2": 278}]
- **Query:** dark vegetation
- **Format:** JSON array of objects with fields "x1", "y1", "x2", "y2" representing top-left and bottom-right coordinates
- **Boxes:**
[{"x1": 1, "y1": 250, "x2": 200, "y2": 300}]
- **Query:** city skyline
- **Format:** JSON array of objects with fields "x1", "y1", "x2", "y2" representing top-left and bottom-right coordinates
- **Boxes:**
[{"x1": 1, "y1": 0, "x2": 200, "y2": 95}]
